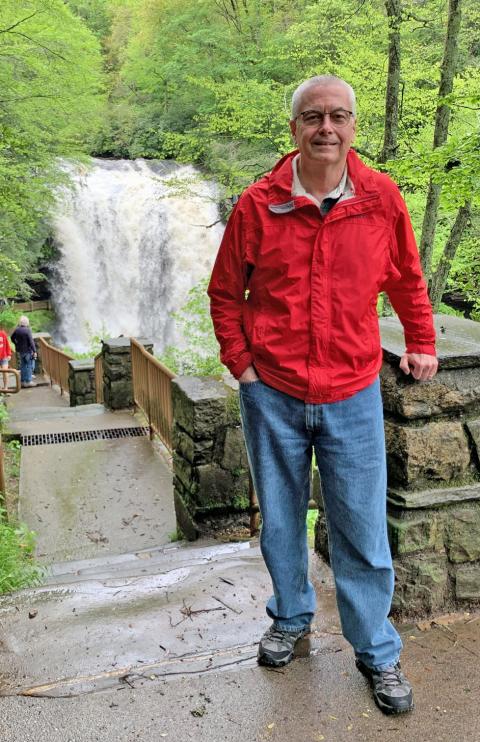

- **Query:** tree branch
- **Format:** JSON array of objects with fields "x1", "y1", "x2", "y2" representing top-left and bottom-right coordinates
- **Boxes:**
[
  {"x1": 0, "y1": 11, "x2": 41, "y2": 35},
  {"x1": 7, "y1": 31, "x2": 68, "y2": 62}
]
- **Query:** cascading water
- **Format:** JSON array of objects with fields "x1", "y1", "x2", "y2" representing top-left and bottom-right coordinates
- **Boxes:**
[{"x1": 50, "y1": 158, "x2": 225, "y2": 353}]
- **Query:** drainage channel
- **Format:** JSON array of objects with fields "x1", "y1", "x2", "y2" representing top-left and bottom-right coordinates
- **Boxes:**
[{"x1": 21, "y1": 427, "x2": 150, "y2": 446}]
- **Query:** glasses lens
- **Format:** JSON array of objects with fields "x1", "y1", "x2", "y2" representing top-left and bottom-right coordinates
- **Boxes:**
[
  {"x1": 299, "y1": 109, "x2": 351, "y2": 127},
  {"x1": 330, "y1": 111, "x2": 349, "y2": 126}
]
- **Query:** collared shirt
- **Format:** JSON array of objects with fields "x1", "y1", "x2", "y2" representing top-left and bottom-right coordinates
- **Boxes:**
[{"x1": 291, "y1": 153, "x2": 355, "y2": 214}]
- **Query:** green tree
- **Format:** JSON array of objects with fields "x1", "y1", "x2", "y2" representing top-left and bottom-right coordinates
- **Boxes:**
[{"x1": 0, "y1": 0, "x2": 105, "y2": 295}]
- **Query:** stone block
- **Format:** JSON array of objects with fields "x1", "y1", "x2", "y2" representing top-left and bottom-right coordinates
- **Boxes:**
[
  {"x1": 466, "y1": 420, "x2": 480, "y2": 462},
  {"x1": 107, "y1": 379, "x2": 133, "y2": 410},
  {"x1": 196, "y1": 464, "x2": 249, "y2": 511},
  {"x1": 445, "y1": 504, "x2": 480, "y2": 563},
  {"x1": 392, "y1": 553, "x2": 449, "y2": 615},
  {"x1": 174, "y1": 489, "x2": 199, "y2": 541},
  {"x1": 387, "y1": 511, "x2": 441, "y2": 556},
  {"x1": 172, "y1": 426, "x2": 213, "y2": 465},
  {"x1": 219, "y1": 426, "x2": 249, "y2": 471},
  {"x1": 455, "y1": 564, "x2": 480, "y2": 600},
  {"x1": 380, "y1": 362, "x2": 480, "y2": 419},
  {"x1": 172, "y1": 376, "x2": 229, "y2": 439},
  {"x1": 173, "y1": 453, "x2": 194, "y2": 493},
  {"x1": 388, "y1": 483, "x2": 480, "y2": 509},
  {"x1": 380, "y1": 314, "x2": 480, "y2": 371},
  {"x1": 385, "y1": 419, "x2": 471, "y2": 488},
  {"x1": 314, "y1": 512, "x2": 330, "y2": 563}
]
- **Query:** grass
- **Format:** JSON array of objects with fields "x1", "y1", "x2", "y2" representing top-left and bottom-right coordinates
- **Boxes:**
[
  {"x1": 307, "y1": 509, "x2": 318, "y2": 547},
  {"x1": 0, "y1": 512, "x2": 44, "y2": 594},
  {"x1": 0, "y1": 434, "x2": 44, "y2": 595}
]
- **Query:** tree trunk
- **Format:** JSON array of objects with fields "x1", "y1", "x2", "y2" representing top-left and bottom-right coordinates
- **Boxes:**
[
  {"x1": 379, "y1": 0, "x2": 402, "y2": 165},
  {"x1": 429, "y1": 202, "x2": 471, "y2": 311},
  {"x1": 379, "y1": 0, "x2": 402, "y2": 316},
  {"x1": 419, "y1": 0, "x2": 463, "y2": 279}
]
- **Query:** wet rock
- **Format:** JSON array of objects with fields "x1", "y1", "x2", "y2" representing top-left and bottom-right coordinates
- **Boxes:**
[
  {"x1": 455, "y1": 564, "x2": 480, "y2": 600},
  {"x1": 445, "y1": 504, "x2": 480, "y2": 563},
  {"x1": 385, "y1": 419, "x2": 471, "y2": 488},
  {"x1": 391, "y1": 553, "x2": 449, "y2": 615},
  {"x1": 387, "y1": 510, "x2": 442, "y2": 556}
]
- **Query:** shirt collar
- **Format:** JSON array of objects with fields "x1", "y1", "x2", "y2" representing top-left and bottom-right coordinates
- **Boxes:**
[{"x1": 291, "y1": 154, "x2": 353, "y2": 207}]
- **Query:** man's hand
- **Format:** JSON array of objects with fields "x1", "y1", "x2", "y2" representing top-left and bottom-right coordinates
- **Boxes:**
[
  {"x1": 399, "y1": 353, "x2": 438, "y2": 381},
  {"x1": 239, "y1": 365, "x2": 259, "y2": 383}
]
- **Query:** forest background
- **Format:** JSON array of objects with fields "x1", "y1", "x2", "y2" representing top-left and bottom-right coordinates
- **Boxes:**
[{"x1": 0, "y1": 0, "x2": 479, "y2": 338}]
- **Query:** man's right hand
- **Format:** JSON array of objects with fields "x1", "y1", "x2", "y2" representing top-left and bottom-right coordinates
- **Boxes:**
[{"x1": 239, "y1": 365, "x2": 259, "y2": 383}]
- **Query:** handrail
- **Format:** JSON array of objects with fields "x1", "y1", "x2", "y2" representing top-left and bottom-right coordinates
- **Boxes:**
[
  {"x1": 10, "y1": 299, "x2": 52, "y2": 312},
  {"x1": 94, "y1": 352, "x2": 104, "y2": 404},
  {"x1": 38, "y1": 337, "x2": 74, "y2": 395},
  {"x1": 0, "y1": 368, "x2": 20, "y2": 395},
  {"x1": 130, "y1": 338, "x2": 176, "y2": 451}
]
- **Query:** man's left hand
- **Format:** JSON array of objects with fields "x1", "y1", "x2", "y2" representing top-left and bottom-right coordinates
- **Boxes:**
[{"x1": 399, "y1": 353, "x2": 438, "y2": 381}]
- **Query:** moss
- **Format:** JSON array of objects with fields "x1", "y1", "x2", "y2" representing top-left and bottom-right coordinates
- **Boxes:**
[{"x1": 225, "y1": 389, "x2": 241, "y2": 425}]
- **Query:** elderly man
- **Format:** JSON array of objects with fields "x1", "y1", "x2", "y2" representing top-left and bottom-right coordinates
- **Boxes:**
[{"x1": 208, "y1": 75, "x2": 437, "y2": 715}]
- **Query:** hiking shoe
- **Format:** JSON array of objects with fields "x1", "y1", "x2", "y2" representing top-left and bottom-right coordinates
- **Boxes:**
[
  {"x1": 356, "y1": 659, "x2": 414, "y2": 715},
  {"x1": 257, "y1": 624, "x2": 310, "y2": 668}
]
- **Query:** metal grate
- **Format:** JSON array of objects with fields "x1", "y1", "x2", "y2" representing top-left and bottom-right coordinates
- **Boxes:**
[{"x1": 22, "y1": 427, "x2": 150, "y2": 447}]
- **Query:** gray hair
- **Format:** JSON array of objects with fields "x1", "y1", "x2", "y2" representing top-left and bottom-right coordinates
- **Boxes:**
[
  {"x1": 19, "y1": 315, "x2": 30, "y2": 327},
  {"x1": 291, "y1": 75, "x2": 356, "y2": 119}
]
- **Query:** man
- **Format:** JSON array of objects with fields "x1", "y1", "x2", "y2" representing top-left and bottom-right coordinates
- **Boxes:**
[
  {"x1": 208, "y1": 75, "x2": 437, "y2": 715},
  {"x1": 11, "y1": 316, "x2": 37, "y2": 388}
]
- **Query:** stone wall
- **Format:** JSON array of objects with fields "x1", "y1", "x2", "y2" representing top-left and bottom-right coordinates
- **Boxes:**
[
  {"x1": 314, "y1": 314, "x2": 480, "y2": 618},
  {"x1": 171, "y1": 375, "x2": 250, "y2": 540},
  {"x1": 102, "y1": 337, "x2": 153, "y2": 410},
  {"x1": 68, "y1": 360, "x2": 96, "y2": 407}
]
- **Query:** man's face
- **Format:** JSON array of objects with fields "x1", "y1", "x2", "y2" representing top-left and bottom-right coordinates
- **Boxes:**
[{"x1": 289, "y1": 83, "x2": 356, "y2": 169}]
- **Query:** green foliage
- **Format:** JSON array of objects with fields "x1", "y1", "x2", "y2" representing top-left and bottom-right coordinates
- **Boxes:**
[
  {"x1": 0, "y1": 0, "x2": 106, "y2": 295},
  {"x1": 160, "y1": 278, "x2": 225, "y2": 376},
  {"x1": 0, "y1": 308, "x2": 55, "y2": 333},
  {"x1": 0, "y1": 510, "x2": 44, "y2": 594},
  {"x1": 0, "y1": 403, "x2": 9, "y2": 431}
]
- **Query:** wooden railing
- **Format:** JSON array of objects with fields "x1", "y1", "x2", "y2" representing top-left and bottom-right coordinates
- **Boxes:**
[
  {"x1": 38, "y1": 337, "x2": 74, "y2": 395},
  {"x1": 131, "y1": 338, "x2": 176, "y2": 451},
  {"x1": 94, "y1": 352, "x2": 104, "y2": 404},
  {"x1": 0, "y1": 368, "x2": 20, "y2": 394},
  {"x1": 11, "y1": 299, "x2": 52, "y2": 312}
]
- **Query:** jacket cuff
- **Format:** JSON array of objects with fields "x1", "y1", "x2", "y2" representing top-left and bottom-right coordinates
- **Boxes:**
[
  {"x1": 229, "y1": 352, "x2": 254, "y2": 379},
  {"x1": 405, "y1": 343, "x2": 437, "y2": 356}
]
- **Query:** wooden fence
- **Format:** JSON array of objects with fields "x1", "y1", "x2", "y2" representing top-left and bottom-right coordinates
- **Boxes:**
[
  {"x1": 131, "y1": 338, "x2": 175, "y2": 451},
  {"x1": 38, "y1": 337, "x2": 74, "y2": 395},
  {"x1": 10, "y1": 300, "x2": 52, "y2": 312},
  {"x1": 94, "y1": 352, "x2": 104, "y2": 404}
]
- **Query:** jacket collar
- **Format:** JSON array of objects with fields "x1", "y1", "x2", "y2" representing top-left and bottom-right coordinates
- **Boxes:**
[{"x1": 267, "y1": 149, "x2": 378, "y2": 213}]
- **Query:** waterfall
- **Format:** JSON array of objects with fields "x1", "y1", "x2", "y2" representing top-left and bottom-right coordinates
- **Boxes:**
[{"x1": 50, "y1": 158, "x2": 224, "y2": 353}]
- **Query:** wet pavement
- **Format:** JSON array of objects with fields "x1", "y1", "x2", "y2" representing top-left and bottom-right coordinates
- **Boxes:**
[{"x1": 1, "y1": 384, "x2": 480, "y2": 740}]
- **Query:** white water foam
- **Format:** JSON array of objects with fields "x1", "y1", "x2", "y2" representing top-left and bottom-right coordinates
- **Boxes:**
[{"x1": 50, "y1": 158, "x2": 224, "y2": 353}]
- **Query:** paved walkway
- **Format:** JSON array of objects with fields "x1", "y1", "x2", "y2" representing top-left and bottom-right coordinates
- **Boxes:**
[{"x1": 1, "y1": 383, "x2": 479, "y2": 741}]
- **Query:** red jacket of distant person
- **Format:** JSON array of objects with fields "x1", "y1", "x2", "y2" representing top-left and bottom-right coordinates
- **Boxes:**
[
  {"x1": 0, "y1": 331, "x2": 12, "y2": 362},
  {"x1": 208, "y1": 148, "x2": 436, "y2": 404}
]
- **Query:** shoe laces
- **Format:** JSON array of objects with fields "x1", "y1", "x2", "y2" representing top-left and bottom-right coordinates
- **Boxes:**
[{"x1": 378, "y1": 666, "x2": 404, "y2": 687}]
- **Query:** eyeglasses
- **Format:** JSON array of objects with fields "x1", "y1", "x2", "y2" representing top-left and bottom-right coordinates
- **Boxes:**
[{"x1": 296, "y1": 108, "x2": 354, "y2": 128}]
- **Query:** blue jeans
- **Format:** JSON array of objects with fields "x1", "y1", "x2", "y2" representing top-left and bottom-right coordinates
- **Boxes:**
[
  {"x1": 239, "y1": 377, "x2": 402, "y2": 671},
  {"x1": 19, "y1": 352, "x2": 33, "y2": 383}
]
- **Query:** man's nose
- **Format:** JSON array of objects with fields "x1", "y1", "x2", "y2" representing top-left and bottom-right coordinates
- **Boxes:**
[{"x1": 317, "y1": 113, "x2": 334, "y2": 132}]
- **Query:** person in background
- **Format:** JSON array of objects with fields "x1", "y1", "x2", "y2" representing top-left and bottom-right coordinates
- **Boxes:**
[
  {"x1": 0, "y1": 326, "x2": 12, "y2": 391},
  {"x1": 11, "y1": 316, "x2": 37, "y2": 388},
  {"x1": 208, "y1": 74, "x2": 438, "y2": 715}
]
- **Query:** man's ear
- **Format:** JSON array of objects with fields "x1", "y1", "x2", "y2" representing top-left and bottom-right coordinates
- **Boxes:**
[{"x1": 289, "y1": 119, "x2": 297, "y2": 143}]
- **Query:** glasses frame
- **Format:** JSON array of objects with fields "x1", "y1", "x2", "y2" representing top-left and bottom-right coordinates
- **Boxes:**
[{"x1": 295, "y1": 108, "x2": 354, "y2": 128}]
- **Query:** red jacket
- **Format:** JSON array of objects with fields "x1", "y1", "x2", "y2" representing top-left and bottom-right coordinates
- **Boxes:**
[
  {"x1": 0, "y1": 331, "x2": 11, "y2": 362},
  {"x1": 208, "y1": 149, "x2": 436, "y2": 404}
]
